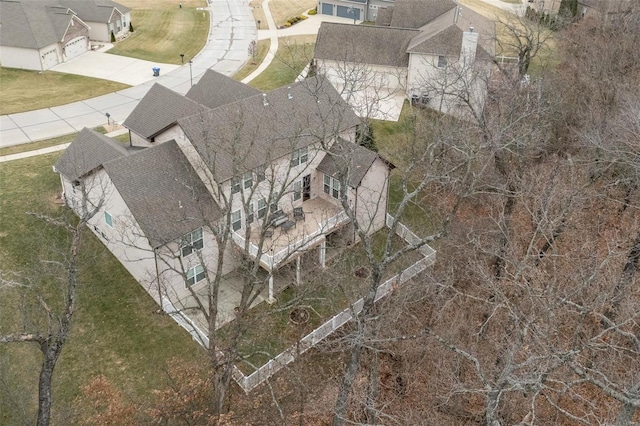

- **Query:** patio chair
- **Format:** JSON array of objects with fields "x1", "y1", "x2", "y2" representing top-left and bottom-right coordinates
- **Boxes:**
[{"x1": 293, "y1": 207, "x2": 305, "y2": 221}]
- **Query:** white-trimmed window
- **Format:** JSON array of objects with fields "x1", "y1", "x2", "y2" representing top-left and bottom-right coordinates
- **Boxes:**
[
  {"x1": 293, "y1": 180, "x2": 302, "y2": 201},
  {"x1": 290, "y1": 147, "x2": 308, "y2": 167},
  {"x1": 256, "y1": 165, "x2": 266, "y2": 182},
  {"x1": 231, "y1": 177, "x2": 241, "y2": 194},
  {"x1": 247, "y1": 202, "x2": 254, "y2": 224},
  {"x1": 104, "y1": 211, "x2": 113, "y2": 227},
  {"x1": 231, "y1": 210, "x2": 242, "y2": 231},
  {"x1": 324, "y1": 175, "x2": 342, "y2": 199},
  {"x1": 437, "y1": 55, "x2": 447, "y2": 69},
  {"x1": 187, "y1": 264, "x2": 205, "y2": 286},
  {"x1": 181, "y1": 228, "x2": 204, "y2": 257},
  {"x1": 243, "y1": 172, "x2": 253, "y2": 189},
  {"x1": 257, "y1": 198, "x2": 267, "y2": 219}
]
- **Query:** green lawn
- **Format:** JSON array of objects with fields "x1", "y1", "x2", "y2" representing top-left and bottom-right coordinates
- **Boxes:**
[
  {"x1": 107, "y1": 5, "x2": 209, "y2": 64},
  {"x1": 0, "y1": 153, "x2": 204, "y2": 424},
  {"x1": 0, "y1": 68, "x2": 129, "y2": 116},
  {"x1": 247, "y1": 35, "x2": 317, "y2": 91}
]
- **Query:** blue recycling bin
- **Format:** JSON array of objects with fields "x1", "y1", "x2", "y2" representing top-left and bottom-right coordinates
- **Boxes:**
[{"x1": 152, "y1": 67, "x2": 160, "y2": 77}]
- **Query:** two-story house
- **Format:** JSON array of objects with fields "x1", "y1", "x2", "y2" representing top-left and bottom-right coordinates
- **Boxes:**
[
  {"x1": 54, "y1": 70, "x2": 393, "y2": 320},
  {"x1": 313, "y1": 0, "x2": 495, "y2": 119}
]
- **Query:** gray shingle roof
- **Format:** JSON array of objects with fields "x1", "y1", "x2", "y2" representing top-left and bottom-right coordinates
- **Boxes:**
[
  {"x1": 55, "y1": 128, "x2": 130, "y2": 181},
  {"x1": 186, "y1": 69, "x2": 261, "y2": 109},
  {"x1": 316, "y1": 139, "x2": 379, "y2": 188},
  {"x1": 389, "y1": 0, "x2": 457, "y2": 29},
  {"x1": 314, "y1": 23, "x2": 419, "y2": 67},
  {"x1": 178, "y1": 76, "x2": 360, "y2": 183},
  {"x1": 104, "y1": 140, "x2": 221, "y2": 248},
  {"x1": 403, "y1": 5, "x2": 495, "y2": 59},
  {"x1": 0, "y1": 0, "x2": 78, "y2": 49},
  {"x1": 123, "y1": 83, "x2": 207, "y2": 140}
]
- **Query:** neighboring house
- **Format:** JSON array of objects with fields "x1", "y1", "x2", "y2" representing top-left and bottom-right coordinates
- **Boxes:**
[
  {"x1": 318, "y1": 0, "x2": 393, "y2": 22},
  {"x1": 527, "y1": 0, "x2": 562, "y2": 15},
  {"x1": 55, "y1": 71, "x2": 393, "y2": 315},
  {"x1": 0, "y1": 0, "x2": 130, "y2": 71},
  {"x1": 576, "y1": 0, "x2": 632, "y2": 18},
  {"x1": 54, "y1": 0, "x2": 131, "y2": 42},
  {"x1": 313, "y1": 0, "x2": 496, "y2": 118}
]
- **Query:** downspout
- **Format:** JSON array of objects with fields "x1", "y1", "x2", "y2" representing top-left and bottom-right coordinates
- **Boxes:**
[
  {"x1": 353, "y1": 186, "x2": 358, "y2": 243},
  {"x1": 153, "y1": 247, "x2": 163, "y2": 310}
]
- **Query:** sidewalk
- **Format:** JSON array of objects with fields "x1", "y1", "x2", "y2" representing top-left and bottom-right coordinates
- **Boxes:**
[{"x1": 0, "y1": 0, "x2": 256, "y2": 149}]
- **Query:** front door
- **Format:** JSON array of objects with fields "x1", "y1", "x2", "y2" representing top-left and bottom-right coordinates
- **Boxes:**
[{"x1": 303, "y1": 174, "x2": 311, "y2": 201}]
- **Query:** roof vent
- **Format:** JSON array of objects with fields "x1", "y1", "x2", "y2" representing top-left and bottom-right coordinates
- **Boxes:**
[
  {"x1": 263, "y1": 93, "x2": 269, "y2": 106},
  {"x1": 287, "y1": 86, "x2": 293, "y2": 100}
]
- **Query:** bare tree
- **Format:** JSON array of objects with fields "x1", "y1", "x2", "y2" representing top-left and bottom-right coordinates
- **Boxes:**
[{"x1": 0, "y1": 188, "x2": 101, "y2": 426}]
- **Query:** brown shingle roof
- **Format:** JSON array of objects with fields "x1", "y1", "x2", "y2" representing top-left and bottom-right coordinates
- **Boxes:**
[
  {"x1": 375, "y1": 7, "x2": 393, "y2": 26},
  {"x1": 55, "y1": 128, "x2": 130, "y2": 181},
  {"x1": 186, "y1": 69, "x2": 261, "y2": 109},
  {"x1": 123, "y1": 83, "x2": 207, "y2": 140},
  {"x1": 316, "y1": 139, "x2": 379, "y2": 188},
  {"x1": 0, "y1": 0, "x2": 79, "y2": 49},
  {"x1": 104, "y1": 140, "x2": 221, "y2": 248},
  {"x1": 178, "y1": 76, "x2": 360, "y2": 183},
  {"x1": 406, "y1": 6, "x2": 495, "y2": 58},
  {"x1": 314, "y1": 22, "x2": 419, "y2": 67},
  {"x1": 389, "y1": 0, "x2": 457, "y2": 29}
]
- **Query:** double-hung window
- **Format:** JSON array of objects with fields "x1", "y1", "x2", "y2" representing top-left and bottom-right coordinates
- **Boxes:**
[
  {"x1": 181, "y1": 228, "x2": 204, "y2": 257},
  {"x1": 293, "y1": 181, "x2": 302, "y2": 201},
  {"x1": 231, "y1": 210, "x2": 242, "y2": 231},
  {"x1": 290, "y1": 147, "x2": 308, "y2": 167},
  {"x1": 256, "y1": 165, "x2": 266, "y2": 183},
  {"x1": 324, "y1": 175, "x2": 342, "y2": 199},
  {"x1": 231, "y1": 177, "x2": 241, "y2": 194},
  {"x1": 187, "y1": 264, "x2": 205, "y2": 286},
  {"x1": 437, "y1": 55, "x2": 447, "y2": 69},
  {"x1": 243, "y1": 172, "x2": 253, "y2": 190},
  {"x1": 257, "y1": 198, "x2": 267, "y2": 219}
]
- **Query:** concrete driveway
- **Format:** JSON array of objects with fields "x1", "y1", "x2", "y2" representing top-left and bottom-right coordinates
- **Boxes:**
[{"x1": 50, "y1": 46, "x2": 180, "y2": 86}]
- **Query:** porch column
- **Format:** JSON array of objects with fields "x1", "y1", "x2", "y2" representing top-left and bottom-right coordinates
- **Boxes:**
[
  {"x1": 296, "y1": 256, "x2": 301, "y2": 285},
  {"x1": 267, "y1": 274, "x2": 276, "y2": 304},
  {"x1": 266, "y1": 248, "x2": 276, "y2": 304},
  {"x1": 319, "y1": 239, "x2": 326, "y2": 268}
]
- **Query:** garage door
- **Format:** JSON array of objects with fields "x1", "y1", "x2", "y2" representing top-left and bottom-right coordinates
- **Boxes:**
[
  {"x1": 337, "y1": 5, "x2": 360, "y2": 19},
  {"x1": 321, "y1": 3, "x2": 334, "y2": 15},
  {"x1": 64, "y1": 36, "x2": 87, "y2": 60},
  {"x1": 41, "y1": 48, "x2": 59, "y2": 69}
]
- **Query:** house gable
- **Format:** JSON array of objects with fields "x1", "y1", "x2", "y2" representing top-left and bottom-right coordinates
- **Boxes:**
[
  {"x1": 123, "y1": 83, "x2": 208, "y2": 142},
  {"x1": 55, "y1": 127, "x2": 130, "y2": 181},
  {"x1": 185, "y1": 69, "x2": 261, "y2": 109},
  {"x1": 103, "y1": 140, "x2": 222, "y2": 249}
]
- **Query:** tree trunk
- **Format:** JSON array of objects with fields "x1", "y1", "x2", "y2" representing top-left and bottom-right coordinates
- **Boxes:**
[{"x1": 36, "y1": 340, "x2": 63, "y2": 426}]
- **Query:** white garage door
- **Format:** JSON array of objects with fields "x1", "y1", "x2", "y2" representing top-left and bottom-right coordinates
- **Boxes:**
[
  {"x1": 41, "y1": 48, "x2": 59, "y2": 69},
  {"x1": 64, "y1": 36, "x2": 87, "y2": 59}
]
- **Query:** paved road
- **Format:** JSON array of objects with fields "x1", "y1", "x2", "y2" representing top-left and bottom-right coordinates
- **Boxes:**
[{"x1": 0, "y1": 0, "x2": 256, "y2": 148}]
